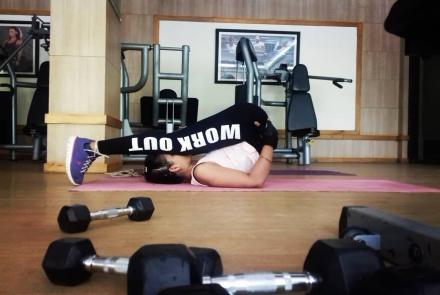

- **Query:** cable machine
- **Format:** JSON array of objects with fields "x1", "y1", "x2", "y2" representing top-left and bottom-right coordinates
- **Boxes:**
[{"x1": 0, "y1": 15, "x2": 50, "y2": 160}]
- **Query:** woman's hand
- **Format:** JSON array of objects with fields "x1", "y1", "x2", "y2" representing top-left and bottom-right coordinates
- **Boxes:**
[{"x1": 258, "y1": 121, "x2": 278, "y2": 149}]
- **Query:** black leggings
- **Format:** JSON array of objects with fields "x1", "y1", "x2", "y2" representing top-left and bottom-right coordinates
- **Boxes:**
[{"x1": 97, "y1": 103, "x2": 268, "y2": 155}]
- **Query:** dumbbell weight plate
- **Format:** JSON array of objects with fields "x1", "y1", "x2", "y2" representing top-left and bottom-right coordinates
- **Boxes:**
[
  {"x1": 57, "y1": 205, "x2": 91, "y2": 233},
  {"x1": 127, "y1": 197, "x2": 155, "y2": 221},
  {"x1": 303, "y1": 239, "x2": 384, "y2": 295},
  {"x1": 42, "y1": 237, "x2": 96, "y2": 286},
  {"x1": 189, "y1": 247, "x2": 223, "y2": 277}
]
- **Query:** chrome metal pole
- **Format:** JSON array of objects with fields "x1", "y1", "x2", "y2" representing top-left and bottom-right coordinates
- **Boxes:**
[
  {"x1": 238, "y1": 40, "x2": 255, "y2": 104},
  {"x1": 152, "y1": 44, "x2": 161, "y2": 127},
  {"x1": 252, "y1": 61, "x2": 262, "y2": 106},
  {"x1": 203, "y1": 272, "x2": 320, "y2": 294},
  {"x1": 82, "y1": 255, "x2": 129, "y2": 275},
  {"x1": 89, "y1": 207, "x2": 134, "y2": 221},
  {"x1": 120, "y1": 43, "x2": 151, "y2": 94},
  {"x1": 6, "y1": 62, "x2": 17, "y2": 160},
  {"x1": 180, "y1": 45, "x2": 190, "y2": 126}
]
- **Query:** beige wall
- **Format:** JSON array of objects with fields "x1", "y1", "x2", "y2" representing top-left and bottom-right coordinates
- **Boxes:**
[
  {"x1": 1, "y1": 0, "x2": 407, "y2": 161},
  {"x1": 44, "y1": 0, "x2": 122, "y2": 172},
  {"x1": 157, "y1": 19, "x2": 359, "y2": 131}
]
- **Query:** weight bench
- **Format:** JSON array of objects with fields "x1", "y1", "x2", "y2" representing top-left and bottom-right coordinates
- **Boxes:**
[{"x1": 285, "y1": 64, "x2": 320, "y2": 164}]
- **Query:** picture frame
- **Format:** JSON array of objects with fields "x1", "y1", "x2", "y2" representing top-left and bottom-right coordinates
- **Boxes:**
[
  {"x1": 0, "y1": 20, "x2": 39, "y2": 77},
  {"x1": 215, "y1": 29, "x2": 300, "y2": 84}
]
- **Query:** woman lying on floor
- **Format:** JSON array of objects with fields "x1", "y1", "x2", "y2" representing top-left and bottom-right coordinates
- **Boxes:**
[{"x1": 66, "y1": 103, "x2": 278, "y2": 188}]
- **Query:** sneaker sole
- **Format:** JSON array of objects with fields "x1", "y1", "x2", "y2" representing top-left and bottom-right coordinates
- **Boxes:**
[{"x1": 65, "y1": 136, "x2": 80, "y2": 186}]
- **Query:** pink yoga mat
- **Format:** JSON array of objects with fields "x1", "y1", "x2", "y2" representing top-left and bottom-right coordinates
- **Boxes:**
[{"x1": 70, "y1": 176, "x2": 440, "y2": 193}]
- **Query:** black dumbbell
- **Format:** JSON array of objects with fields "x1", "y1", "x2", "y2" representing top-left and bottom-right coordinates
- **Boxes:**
[
  {"x1": 158, "y1": 284, "x2": 229, "y2": 295},
  {"x1": 132, "y1": 238, "x2": 383, "y2": 295},
  {"x1": 167, "y1": 239, "x2": 383, "y2": 295},
  {"x1": 43, "y1": 238, "x2": 382, "y2": 295},
  {"x1": 199, "y1": 242, "x2": 379, "y2": 294},
  {"x1": 57, "y1": 197, "x2": 154, "y2": 233},
  {"x1": 42, "y1": 237, "x2": 223, "y2": 292}
]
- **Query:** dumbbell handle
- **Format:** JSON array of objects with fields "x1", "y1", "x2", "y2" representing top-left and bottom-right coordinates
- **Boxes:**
[
  {"x1": 82, "y1": 255, "x2": 129, "y2": 274},
  {"x1": 90, "y1": 206, "x2": 134, "y2": 221},
  {"x1": 203, "y1": 272, "x2": 320, "y2": 294}
]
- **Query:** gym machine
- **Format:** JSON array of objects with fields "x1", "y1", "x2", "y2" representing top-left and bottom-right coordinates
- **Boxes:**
[
  {"x1": 42, "y1": 237, "x2": 383, "y2": 295},
  {"x1": 235, "y1": 37, "x2": 352, "y2": 165},
  {"x1": 120, "y1": 43, "x2": 151, "y2": 137},
  {"x1": 152, "y1": 44, "x2": 190, "y2": 131},
  {"x1": 0, "y1": 15, "x2": 50, "y2": 160},
  {"x1": 119, "y1": 43, "x2": 190, "y2": 162}
]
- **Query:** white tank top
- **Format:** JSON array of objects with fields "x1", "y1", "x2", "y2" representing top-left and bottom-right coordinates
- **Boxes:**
[{"x1": 191, "y1": 142, "x2": 259, "y2": 186}]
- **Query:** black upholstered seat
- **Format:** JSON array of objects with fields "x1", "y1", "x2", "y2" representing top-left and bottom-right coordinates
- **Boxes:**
[
  {"x1": 23, "y1": 61, "x2": 49, "y2": 136},
  {"x1": 140, "y1": 89, "x2": 198, "y2": 128},
  {"x1": 287, "y1": 64, "x2": 320, "y2": 138}
]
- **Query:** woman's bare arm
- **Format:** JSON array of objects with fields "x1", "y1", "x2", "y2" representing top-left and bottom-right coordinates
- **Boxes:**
[{"x1": 193, "y1": 145, "x2": 273, "y2": 188}]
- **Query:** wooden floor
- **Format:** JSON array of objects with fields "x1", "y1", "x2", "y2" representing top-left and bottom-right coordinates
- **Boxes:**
[{"x1": 1, "y1": 157, "x2": 440, "y2": 294}]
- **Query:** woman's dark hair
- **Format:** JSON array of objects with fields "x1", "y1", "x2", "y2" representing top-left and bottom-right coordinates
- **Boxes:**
[{"x1": 144, "y1": 154, "x2": 185, "y2": 184}]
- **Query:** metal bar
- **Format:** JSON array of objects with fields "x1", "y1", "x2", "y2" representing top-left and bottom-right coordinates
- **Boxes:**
[
  {"x1": 297, "y1": 137, "x2": 311, "y2": 165},
  {"x1": 157, "y1": 73, "x2": 185, "y2": 80},
  {"x1": 0, "y1": 145, "x2": 33, "y2": 150},
  {"x1": 157, "y1": 118, "x2": 182, "y2": 125},
  {"x1": 180, "y1": 45, "x2": 189, "y2": 126},
  {"x1": 152, "y1": 44, "x2": 161, "y2": 127},
  {"x1": 273, "y1": 152, "x2": 299, "y2": 159},
  {"x1": 261, "y1": 100, "x2": 286, "y2": 107},
  {"x1": 120, "y1": 56, "x2": 128, "y2": 121},
  {"x1": 120, "y1": 43, "x2": 150, "y2": 93},
  {"x1": 121, "y1": 43, "x2": 152, "y2": 51},
  {"x1": 90, "y1": 207, "x2": 134, "y2": 221},
  {"x1": 203, "y1": 272, "x2": 319, "y2": 294},
  {"x1": 108, "y1": 0, "x2": 122, "y2": 21},
  {"x1": 82, "y1": 255, "x2": 129, "y2": 275},
  {"x1": 308, "y1": 75, "x2": 352, "y2": 83},
  {"x1": 252, "y1": 61, "x2": 262, "y2": 105},
  {"x1": 159, "y1": 46, "x2": 186, "y2": 51},
  {"x1": 122, "y1": 155, "x2": 146, "y2": 162},
  {"x1": 15, "y1": 81, "x2": 38, "y2": 89},
  {"x1": 238, "y1": 41, "x2": 255, "y2": 104},
  {"x1": 157, "y1": 98, "x2": 183, "y2": 104},
  {"x1": 7, "y1": 62, "x2": 16, "y2": 160},
  {"x1": 297, "y1": 138, "x2": 305, "y2": 165},
  {"x1": 119, "y1": 52, "x2": 131, "y2": 137},
  {"x1": 32, "y1": 136, "x2": 42, "y2": 160}
]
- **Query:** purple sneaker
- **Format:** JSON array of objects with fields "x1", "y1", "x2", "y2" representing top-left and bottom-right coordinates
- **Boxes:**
[{"x1": 66, "y1": 136, "x2": 104, "y2": 185}]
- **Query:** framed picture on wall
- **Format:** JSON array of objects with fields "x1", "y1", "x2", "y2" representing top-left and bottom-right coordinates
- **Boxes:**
[
  {"x1": 0, "y1": 20, "x2": 39, "y2": 77},
  {"x1": 215, "y1": 29, "x2": 300, "y2": 84}
]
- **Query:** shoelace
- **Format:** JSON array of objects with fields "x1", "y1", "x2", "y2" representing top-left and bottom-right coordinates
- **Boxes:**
[
  {"x1": 80, "y1": 149, "x2": 109, "y2": 174},
  {"x1": 105, "y1": 169, "x2": 141, "y2": 177}
]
